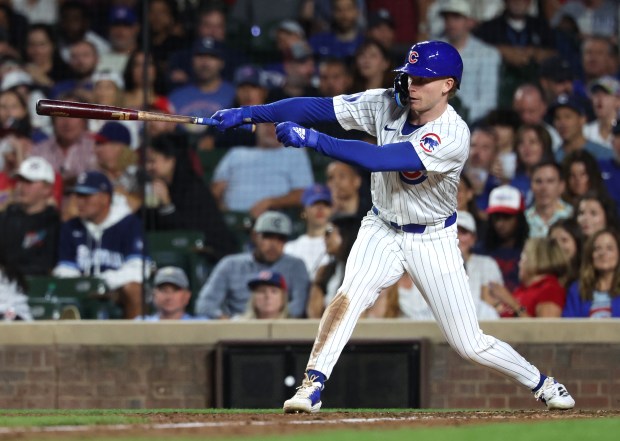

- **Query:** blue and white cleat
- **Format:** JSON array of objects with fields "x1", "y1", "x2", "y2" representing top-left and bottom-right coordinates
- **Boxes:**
[
  {"x1": 283, "y1": 373, "x2": 323, "y2": 413},
  {"x1": 534, "y1": 377, "x2": 575, "y2": 410}
]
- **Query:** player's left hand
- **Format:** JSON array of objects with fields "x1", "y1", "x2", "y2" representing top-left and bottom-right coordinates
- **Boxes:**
[
  {"x1": 211, "y1": 107, "x2": 252, "y2": 131},
  {"x1": 275, "y1": 122, "x2": 319, "y2": 149}
]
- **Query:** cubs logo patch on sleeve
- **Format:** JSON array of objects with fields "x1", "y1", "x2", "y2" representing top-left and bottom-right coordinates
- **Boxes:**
[{"x1": 420, "y1": 133, "x2": 440, "y2": 153}]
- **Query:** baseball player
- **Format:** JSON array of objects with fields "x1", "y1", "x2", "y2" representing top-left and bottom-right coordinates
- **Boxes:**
[{"x1": 211, "y1": 41, "x2": 575, "y2": 413}]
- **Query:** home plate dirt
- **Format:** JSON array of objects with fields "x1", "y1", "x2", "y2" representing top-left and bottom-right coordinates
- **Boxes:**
[{"x1": 1, "y1": 410, "x2": 618, "y2": 440}]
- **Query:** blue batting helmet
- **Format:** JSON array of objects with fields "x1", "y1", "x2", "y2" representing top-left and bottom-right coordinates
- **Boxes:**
[{"x1": 394, "y1": 40, "x2": 463, "y2": 88}]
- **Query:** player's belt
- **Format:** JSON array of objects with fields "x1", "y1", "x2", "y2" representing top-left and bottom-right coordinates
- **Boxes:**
[{"x1": 372, "y1": 206, "x2": 457, "y2": 233}]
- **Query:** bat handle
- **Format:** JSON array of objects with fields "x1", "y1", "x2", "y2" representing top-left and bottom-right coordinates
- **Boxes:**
[{"x1": 195, "y1": 117, "x2": 255, "y2": 133}]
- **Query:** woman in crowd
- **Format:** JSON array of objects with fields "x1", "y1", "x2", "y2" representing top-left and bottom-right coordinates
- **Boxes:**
[
  {"x1": 489, "y1": 237, "x2": 569, "y2": 318},
  {"x1": 122, "y1": 50, "x2": 168, "y2": 110},
  {"x1": 350, "y1": 39, "x2": 394, "y2": 93},
  {"x1": 510, "y1": 123, "x2": 554, "y2": 204},
  {"x1": 563, "y1": 228, "x2": 620, "y2": 317},
  {"x1": 240, "y1": 271, "x2": 289, "y2": 319},
  {"x1": 548, "y1": 218, "x2": 584, "y2": 287},
  {"x1": 23, "y1": 23, "x2": 72, "y2": 89},
  {"x1": 561, "y1": 150, "x2": 608, "y2": 207},
  {"x1": 574, "y1": 190, "x2": 618, "y2": 239},
  {"x1": 306, "y1": 214, "x2": 360, "y2": 318}
]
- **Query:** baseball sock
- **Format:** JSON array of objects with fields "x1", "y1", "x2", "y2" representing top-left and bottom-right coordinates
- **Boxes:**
[
  {"x1": 531, "y1": 374, "x2": 548, "y2": 393},
  {"x1": 307, "y1": 369, "x2": 326, "y2": 385}
]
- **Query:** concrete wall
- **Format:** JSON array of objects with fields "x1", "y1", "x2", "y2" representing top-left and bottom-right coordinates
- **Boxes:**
[{"x1": 1, "y1": 320, "x2": 619, "y2": 409}]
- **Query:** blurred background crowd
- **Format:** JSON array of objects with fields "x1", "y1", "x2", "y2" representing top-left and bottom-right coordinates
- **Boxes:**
[{"x1": 0, "y1": 0, "x2": 619, "y2": 322}]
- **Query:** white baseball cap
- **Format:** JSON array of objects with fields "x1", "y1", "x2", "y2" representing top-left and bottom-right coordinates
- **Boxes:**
[
  {"x1": 456, "y1": 210, "x2": 476, "y2": 234},
  {"x1": 487, "y1": 185, "x2": 524, "y2": 215},
  {"x1": 17, "y1": 156, "x2": 55, "y2": 184},
  {"x1": 438, "y1": 0, "x2": 472, "y2": 17},
  {"x1": 91, "y1": 70, "x2": 124, "y2": 90}
]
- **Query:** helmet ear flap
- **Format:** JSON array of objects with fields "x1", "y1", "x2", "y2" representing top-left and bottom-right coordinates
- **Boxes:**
[{"x1": 393, "y1": 72, "x2": 409, "y2": 108}]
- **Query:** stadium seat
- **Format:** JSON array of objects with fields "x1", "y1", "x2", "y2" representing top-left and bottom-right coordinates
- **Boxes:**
[
  {"x1": 197, "y1": 148, "x2": 228, "y2": 184},
  {"x1": 222, "y1": 211, "x2": 253, "y2": 252}
]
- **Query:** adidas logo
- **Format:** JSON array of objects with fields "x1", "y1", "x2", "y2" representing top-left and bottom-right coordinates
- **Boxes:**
[{"x1": 293, "y1": 127, "x2": 306, "y2": 141}]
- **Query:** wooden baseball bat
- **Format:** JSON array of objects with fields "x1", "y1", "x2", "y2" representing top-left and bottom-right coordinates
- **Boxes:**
[{"x1": 35, "y1": 99, "x2": 255, "y2": 131}]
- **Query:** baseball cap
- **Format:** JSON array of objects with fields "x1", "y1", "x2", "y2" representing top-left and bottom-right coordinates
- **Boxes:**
[
  {"x1": 539, "y1": 56, "x2": 573, "y2": 82},
  {"x1": 109, "y1": 6, "x2": 137, "y2": 25},
  {"x1": 192, "y1": 37, "x2": 224, "y2": 58},
  {"x1": 276, "y1": 19, "x2": 305, "y2": 38},
  {"x1": 72, "y1": 171, "x2": 113, "y2": 195},
  {"x1": 456, "y1": 210, "x2": 476, "y2": 234},
  {"x1": 368, "y1": 8, "x2": 395, "y2": 28},
  {"x1": 16, "y1": 156, "x2": 55, "y2": 184},
  {"x1": 0, "y1": 70, "x2": 33, "y2": 92},
  {"x1": 438, "y1": 0, "x2": 472, "y2": 17},
  {"x1": 253, "y1": 211, "x2": 292, "y2": 236},
  {"x1": 487, "y1": 185, "x2": 524, "y2": 215},
  {"x1": 95, "y1": 122, "x2": 131, "y2": 145},
  {"x1": 154, "y1": 266, "x2": 189, "y2": 289},
  {"x1": 91, "y1": 70, "x2": 124, "y2": 90},
  {"x1": 550, "y1": 94, "x2": 585, "y2": 116},
  {"x1": 285, "y1": 42, "x2": 313, "y2": 62},
  {"x1": 589, "y1": 76, "x2": 620, "y2": 96},
  {"x1": 234, "y1": 65, "x2": 266, "y2": 88},
  {"x1": 302, "y1": 184, "x2": 332, "y2": 207},
  {"x1": 247, "y1": 270, "x2": 287, "y2": 291}
]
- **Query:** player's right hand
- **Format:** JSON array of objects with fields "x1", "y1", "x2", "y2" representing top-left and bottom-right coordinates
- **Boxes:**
[{"x1": 210, "y1": 107, "x2": 252, "y2": 131}]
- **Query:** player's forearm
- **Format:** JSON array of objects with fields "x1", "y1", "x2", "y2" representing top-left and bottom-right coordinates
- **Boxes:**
[
  {"x1": 250, "y1": 98, "x2": 337, "y2": 125},
  {"x1": 313, "y1": 134, "x2": 425, "y2": 172}
]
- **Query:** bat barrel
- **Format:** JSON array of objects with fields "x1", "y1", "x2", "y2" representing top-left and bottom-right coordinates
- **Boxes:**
[{"x1": 36, "y1": 99, "x2": 140, "y2": 121}]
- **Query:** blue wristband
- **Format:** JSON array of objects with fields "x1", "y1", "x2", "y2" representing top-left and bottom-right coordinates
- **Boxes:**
[
  {"x1": 306, "y1": 128, "x2": 319, "y2": 148},
  {"x1": 241, "y1": 106, "x2": 253, "y2": 123}
]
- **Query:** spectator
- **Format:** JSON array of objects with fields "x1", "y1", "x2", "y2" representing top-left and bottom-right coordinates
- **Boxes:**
[
  {"x1": 457, "y1": 172, "x2": 487, "y2": 239},
  {"x1": 194, "y1": 210, "x2": 310, "y2": 319},
  {"x1": 525, "y1": 161, "x2": 572, "y2": 238},
  {"x1": 307, "y1": 214, "x2": 360, "y2": 318},
  {"x1": 0, "y1": 4, "x2": 28, "y2": 59},
  {"x1": 574, "y1": 190, "x2": 619, "y2": 239},
  {"x1": 259, "y1": 19, "x2": 307, "y2": 77},
  {"x1": 365, "y1": 8, "x2": 399, "y2": 64},
  {"x1": 326, "y1": 161, "x2": 365, "y2": 219},
  {"x1": 144, "y1": 133, "x2": 238, "y2": 261},
  {"x1": 551, "y1": 0, "x2": 618, "y2": 40},
  {"x1": 489, "y1": 237, "x2": 568, "y2": 317},
  {"x1": 268, "y1": 42, "x2": 319, "y2": 101},
  {"x1": 167, "y1": 7, "x2": 246, "y2": 87},
  {"x1": 549, "y1": 218, "x2": 584, "y2": 287},
  {"x1": 537, "y1": 56, "x2": 576, "y2": 106},
  {"x1": 239, "y1": 271, "x2": 290, "y2": 319},
  {"x1": 211, "y1": 123, "x2": 313, "y2": 218},
  {"x1": 93, "y1": 122, "x2": 140, "y2": 213},
  {"x1": 550, "y1": 93, "x2": 612, "y2": 162},
  {"x1": 0, "y1": 89, "x2": 31, "y2": 136},
  {"x1": 51, "y1": 40, "x2": 100, "y2": 100},
  {"x1": 563, "y1": 228, "x2": 620, "y2": 318},
  {"x1": 560, "y1": 150, "x2": 608, "y2": 207},
  {"x1": 575, "y1": 35, "x2": 619, "y2": 98},
  {"x1": 583, "y1": 76, "x2": 620, "y2": 150},
  {"x1": 0, "y1": 249, "x2": 31, "y2": 321},
  {"x1": 98, "y1": 6, "x2": 140, "y2": 75},
  {"x1": 309, "y1": 0, "x2": 365, "y2": 61},
  {"x1": 167, "y1": 37, "x2": 235, "y2": 132},
  {"x1": 146, "y1": 0, "x2": 186, "y2": 79},
  {"x1": 482, "y1": 185, "x2": 529, "y2": 292},
  {"x1": 318, "y1": 57, "x2": 352, "y2": 98},
  {"x1": 30, "y1": 95, "x2": 97, "y2": 187},
  {"x1": 510, "y1": 123, "x2": 555, "y2": 203},
  {"x1": 600, "y1": 123, "x2": 620, "y2": 210},
  {"x1": 0, "y1": 157, "x2": 60, "y2": 276},
  {"x1": 12, "y1": 0, "x2": 58, "y2": 25},
  {"x1": 122, "y1": 50, "x2": 168, "y2": 110},
  {"x1": 53, "y1": 171, "x2": 146, "y2": 319},
  {"x1": 24, "y1": 24, "x2": 72, "y2": 90},
  {"x1": 472, "y1": 0, "x2": 556, "y2": 106},
  {"x1": 137, "y1": 266, "x2": 197, "y2": 321},
  {"x1": 350, "y1": 39, "x2": 394, "y2": 93},
  {"x1": 284, "y1": 184, "x2": 333, "y2": 280},
  {"x1": 512, "y1": 83, "x2": 562, "y2": 152},
  {"x1": 56, "y1": 1, "x2": 110, "y2": 63},
  {"x1": 463, "y1": 124, "x2": 500, "y2": 212},
  {"x1": 439, "y1": 0, "x2": 501, "y2": 123}
]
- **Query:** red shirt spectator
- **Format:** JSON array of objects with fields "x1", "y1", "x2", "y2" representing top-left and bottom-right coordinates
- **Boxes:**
[{"x1": 511, "y1": 274, "x2": 566, "y2": 317}]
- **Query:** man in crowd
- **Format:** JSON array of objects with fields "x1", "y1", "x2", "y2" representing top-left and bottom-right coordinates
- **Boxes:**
[{"x1": 137, "y1": 266, "x2": 198, "y2": 321}]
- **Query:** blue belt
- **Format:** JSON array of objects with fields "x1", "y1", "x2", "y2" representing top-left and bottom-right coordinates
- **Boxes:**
[{"x1": 371, "y1": 206, "x2": 457, "y2": 233}]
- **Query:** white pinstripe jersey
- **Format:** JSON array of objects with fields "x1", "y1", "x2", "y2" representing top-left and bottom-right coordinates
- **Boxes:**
[{"x1": 333, "y1": 88, "x2": 470, "y2": 226}]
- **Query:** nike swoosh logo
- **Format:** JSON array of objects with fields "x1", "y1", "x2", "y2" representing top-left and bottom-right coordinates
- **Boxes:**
[{"x1": 383, "y1": 125, "x2": 396, "y2": 131}]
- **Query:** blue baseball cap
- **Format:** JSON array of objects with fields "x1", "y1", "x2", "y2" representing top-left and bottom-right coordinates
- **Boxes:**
[
  {"x1": 72, "y1": 171, "x2": 113, "y2": 195},
  {"x1": 550, "y1": 94, "x2": 585, "y2": 116},
  {"x1": 234, "y1": 65, "x2": 266, "y2": 88},
  {"x1": 95, "y1": 122, "x2": 131, "y2": 145},
  {"x1": 192, "y1": 37, "x2": 224, "y2": 58},
  {"x1": 302, "y1": 184, "x2": 332, "y2": 207},
  {"x1": 109, "y1": 6, "x2": 137, "y2": 25},
  {"x1": 247, "y1": 271, "x2": 287, "y2": 291}
]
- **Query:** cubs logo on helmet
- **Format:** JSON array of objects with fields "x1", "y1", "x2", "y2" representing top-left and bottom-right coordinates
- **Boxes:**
[
  {"x1": 420, "y1": 133, "x2": 441, "y2": 153},
  {"x1": 400, "y1": 170, "x2": 427, "y2": 185},
  {"x1": 408, "y1": 51, "x2": 419, "y2": 64},
  {"x1": 394, "y1": 40, "x2": 463, "y2": 88}
]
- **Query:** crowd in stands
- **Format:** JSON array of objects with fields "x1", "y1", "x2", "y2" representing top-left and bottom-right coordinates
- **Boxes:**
[{"x1": 0, "y1": 0, "x2": 619, "y2": 322}]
